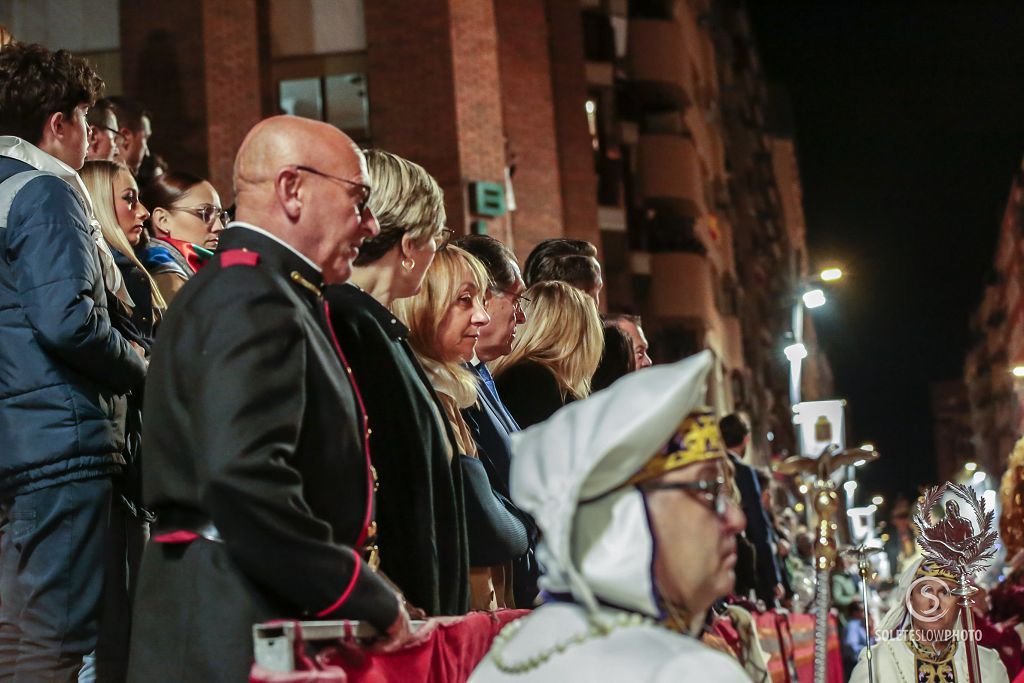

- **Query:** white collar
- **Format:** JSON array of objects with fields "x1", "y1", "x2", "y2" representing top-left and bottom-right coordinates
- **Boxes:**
[
  {"x1": 0, "y1": 136, "x2": 95, "y2": 218},
  {"x1": 226, "y1": 221, "x2": 322, "y2": 274}
]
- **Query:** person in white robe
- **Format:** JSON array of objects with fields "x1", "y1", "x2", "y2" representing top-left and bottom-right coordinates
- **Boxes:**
[
  {"x1": 471, "y1": 351, "x2": 750, "y2": 682},
  {"x1": 850, "y1": 557, "x2": 1008, "y2": 683}
]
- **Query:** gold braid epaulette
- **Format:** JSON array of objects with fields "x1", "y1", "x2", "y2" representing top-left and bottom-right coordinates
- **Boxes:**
[{"x1": 290, "y1": 270, "x2": 322, "y2": 298}]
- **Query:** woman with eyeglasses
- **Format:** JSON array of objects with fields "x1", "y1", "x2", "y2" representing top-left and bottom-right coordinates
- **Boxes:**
[
  {"x1": 137, "y1": 171, "x2": 227, "y2": 305},
  {"x1": 490, "y1": 281, "x2": 604, "y2": 429},
  {"x1": 393, "y1": 246, "x2": 533, "y2": 612},
  {"x1": 323, "y1": 149, "x2": 471, "y2": 617},
  {"x1": 81, "y1": 159, "x2": 167, "y2": 679}
]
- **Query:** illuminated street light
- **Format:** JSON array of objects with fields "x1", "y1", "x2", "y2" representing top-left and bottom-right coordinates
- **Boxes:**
[
  {"x1": 798, "y1": 484, "x2": 809, "y2": 495},
  {"x1": 784, "y1": 342, "x2": 808, "y2": 362},
  {"x1": 853, "y1": 459, "x2": 867, "y2": 467},
  {"x1": 872, "y1": 495, "x2": 884, "y2": 506},
  {"x1": 1013, "y1": 366, "x2": 1024, "y2": 378},
  {"x1": 802, "y1": 288, "x2": 827, "y2": 309},
  {"x1": 843, "y1": 480, "x2": 858, "y2": 495},
  {"x1": 860, "y1": 442, "x2": 875, "y2": 452},
  {"x1": 820, "y1": 268, "x2": 843, "y2": 282},
  {"x1": 964, "y1": 461, "x2": 978, "y2": 472}
]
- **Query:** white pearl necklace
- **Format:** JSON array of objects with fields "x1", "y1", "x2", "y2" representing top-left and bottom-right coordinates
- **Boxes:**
[{"x1": 490, "y1": 611, "x2": 655, "y2": 674}]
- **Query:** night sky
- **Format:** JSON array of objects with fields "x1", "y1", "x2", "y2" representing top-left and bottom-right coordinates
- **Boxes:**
[{"x1": 747, "y1": 1, "x2": 1024, "y2": 502}]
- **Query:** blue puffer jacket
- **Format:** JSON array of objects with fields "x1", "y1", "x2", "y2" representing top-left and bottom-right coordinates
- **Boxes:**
[{"x1": 0, "y1": 156, "x2": 148, "y2": 495}]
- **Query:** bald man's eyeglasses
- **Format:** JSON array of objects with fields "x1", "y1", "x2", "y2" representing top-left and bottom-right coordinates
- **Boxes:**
[{"x1": 293, "y1": 165, "x2": 372, "y2": 221}]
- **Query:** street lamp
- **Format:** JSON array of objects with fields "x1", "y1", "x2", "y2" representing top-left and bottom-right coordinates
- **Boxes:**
[
  {"x1": 802, "y1": 289, "x2": 827, "y2": 309},
  {"x1": 820, "y1": 267, "x2": 843, "y2": 282},
  {"x1": 784, "y1": 343, "x2": 808, "y2": 362},
  {"x1": 1013, "y1": 366, "x2": 1024, "y2": 378},
  {"x1": 788, "y1": 265, "x2": 844, "y2": 409}
]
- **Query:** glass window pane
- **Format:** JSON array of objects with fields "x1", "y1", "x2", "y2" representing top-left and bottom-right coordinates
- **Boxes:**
[
  {"x1": 325, "y1": 73, "x2": 369, "y2": 140},
  {"x1": 279, "y1": 77, "x2": 323, "y2": 121}
]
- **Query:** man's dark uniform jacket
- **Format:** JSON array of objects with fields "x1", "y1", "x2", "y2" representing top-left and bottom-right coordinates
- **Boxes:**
[
  {"x1": 127, "y1": 226, "x2": 399, "y2": 682},
  {"x1": 727, "y1": 450, "x2": 783, "y2": 608},
  {"x1": 324, "y1": 283, "x2": 470, "y2": 616}
]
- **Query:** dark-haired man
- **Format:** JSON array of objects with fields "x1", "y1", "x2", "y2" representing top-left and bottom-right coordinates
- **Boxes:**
[
  {"x1": 0, "y1": 42, "x2": 147, "y2": 680},
  {"x1": 106, "y1": 96, "x2": 151, "y2": 175},
  {"x1": 522, "y1": 238, "x2": 603, "y2": 305},
  {"x1": 719, "y1": 413, "x2": 784, "y2": 608},
  {"x1": 86, "y1": 97, "x2": 121, "y2": 162}
]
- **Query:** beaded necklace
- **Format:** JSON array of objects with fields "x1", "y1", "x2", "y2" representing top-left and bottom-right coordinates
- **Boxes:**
[{"x1": 490, "y1": 611, "x2": 656, "y2": 674}]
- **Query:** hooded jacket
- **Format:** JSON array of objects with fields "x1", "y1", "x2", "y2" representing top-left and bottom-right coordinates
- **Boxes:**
[{"x1": 0, "y1": 138, "x2": 146, "y2": 495}]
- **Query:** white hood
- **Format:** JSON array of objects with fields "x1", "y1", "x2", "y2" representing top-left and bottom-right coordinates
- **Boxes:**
[{"x1": 510, "y1": 351, "x2": 714, "y2": 620}]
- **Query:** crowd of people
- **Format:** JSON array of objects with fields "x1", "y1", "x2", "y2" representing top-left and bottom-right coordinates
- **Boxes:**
[{"x1": 1, "y1": 39, "x2": 1019, "y2": 683}]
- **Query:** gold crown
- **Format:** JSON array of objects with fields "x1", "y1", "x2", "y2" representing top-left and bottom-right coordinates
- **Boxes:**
[
  {"x1": 915, "y1": 560, "x2": 957, "y2": 582},
  {"x1": 628, "y1": 410, "x2": 725, "y2": 486}
]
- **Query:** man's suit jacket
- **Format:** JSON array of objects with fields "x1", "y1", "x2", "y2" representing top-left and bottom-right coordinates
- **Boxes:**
[
  {"x1": 463, "y1": 363, "x2": 540, "y2": 606},
  {"x1": 728, "y1": 451, "x2": 782, "y2": 607}
]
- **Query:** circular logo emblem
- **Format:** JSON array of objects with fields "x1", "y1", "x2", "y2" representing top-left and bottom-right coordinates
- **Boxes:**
[{"x1": 906, "y1": 576, "x2": 952, "y2": 623}]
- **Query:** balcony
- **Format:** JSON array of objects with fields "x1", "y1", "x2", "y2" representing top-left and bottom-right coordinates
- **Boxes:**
[
  {"x1": 626, "y1": 19, "x2": 694, "y2": 110},
  {"x1": 650, "y1": 252, "x2": 715, "y2": 322},
  {"x1": 637, "y1": 134, "x2": 704, "y2": 215}
]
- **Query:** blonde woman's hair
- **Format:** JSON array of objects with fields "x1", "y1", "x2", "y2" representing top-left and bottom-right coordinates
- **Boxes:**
[
  {"x1": 81, "y1": 160, "x2": 167, "y2": 312},
  {"x1": 354, "y1": 148, "x2": 446, "y2": 265},
  {"x1": 491, "y1": 280, "x2": 603, "y2": 400},
  {"x1": 392, "y1": 246, "x2": 490, "y2": 408}
]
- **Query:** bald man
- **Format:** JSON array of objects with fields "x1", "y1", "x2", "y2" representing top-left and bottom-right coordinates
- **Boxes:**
[{"x1": 127, "y1": 116, "x2": 411, "y2": 682}]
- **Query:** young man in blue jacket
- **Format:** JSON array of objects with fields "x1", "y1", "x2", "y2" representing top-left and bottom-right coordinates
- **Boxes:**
[{"x1": 0, "y1": 42, "x2": 147, "y2": 680}]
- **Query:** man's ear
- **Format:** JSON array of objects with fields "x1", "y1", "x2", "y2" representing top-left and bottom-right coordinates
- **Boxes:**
[
  {"x1": 40, "y1": 111, "x2": 66, "y2": 145},
  {"x1": 275, "y1": 168, "x2": 303, "y2": 221}
]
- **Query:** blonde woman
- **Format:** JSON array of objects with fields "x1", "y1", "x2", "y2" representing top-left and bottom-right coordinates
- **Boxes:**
[
  {"x1": 324, "y1": 149, "x2": 467, "y2": 616},
  {"x1": 491, "y1": 280, "x2": 604, "y2": 429},
  {"x1": 81, "y1": 159, "x2": 167, "y2": 678},
  {"x1": 81, "y1": 160, "x2": 167, "y2": 342},
  {"x1": 394, "y1": 247, "x2": 531, "y2": 611}
]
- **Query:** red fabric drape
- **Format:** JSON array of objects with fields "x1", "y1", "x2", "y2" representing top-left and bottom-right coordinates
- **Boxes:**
[
  {"x1": 251, "y1": 609, "x2": 845, "y2": 683},
  {"x1": 250, "y1": 610, "x2": 528, "y2": 683}
]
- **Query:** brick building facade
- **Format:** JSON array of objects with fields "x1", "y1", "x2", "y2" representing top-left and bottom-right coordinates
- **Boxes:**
[{"x1": 2, "y1": 0, "x2": 832, "y2": 458}]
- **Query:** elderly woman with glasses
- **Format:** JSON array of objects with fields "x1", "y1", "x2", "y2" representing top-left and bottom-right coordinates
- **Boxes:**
[
  {"x1": 324, "y1": 149, "x2": 470, "y2": 618},
  {"x1": 137, "y1": 171, "x2": 228, "y2": 305},
  {"x1": 471, "y1": 353, "x2": 750, "y2": 682}
]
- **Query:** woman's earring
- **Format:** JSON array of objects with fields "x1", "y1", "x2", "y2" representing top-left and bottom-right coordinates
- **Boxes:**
[{"x1": 401, "y1": 257, "x2": 416, "y2": 272}]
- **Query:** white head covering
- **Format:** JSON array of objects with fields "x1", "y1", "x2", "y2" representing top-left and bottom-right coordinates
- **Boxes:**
[
  {"x1": 877, "y1": 557, "x2": 962, "y2": 637},
  {"x1": 510, "y1": 351, "x2": 715, "y2": 621}
]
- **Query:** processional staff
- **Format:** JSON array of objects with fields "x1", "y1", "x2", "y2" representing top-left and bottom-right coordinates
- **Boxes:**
[{"x1": 775, "y1": 444, "x2": 880, "y2": 683}]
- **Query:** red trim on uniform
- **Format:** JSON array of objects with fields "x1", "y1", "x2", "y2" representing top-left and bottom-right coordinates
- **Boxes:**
[
  {"x1": 220, "y1": 249, "x2": 260, "y2": 268},
  {"x1": 151, "y1": 530, "x2": 200, "y2": 544},
  {"x1": 316, "y1": 550, "x2": 362, "y2": 617},
  {"x1": 322, "y1": 299, "x2": 375, "y2": 548}
]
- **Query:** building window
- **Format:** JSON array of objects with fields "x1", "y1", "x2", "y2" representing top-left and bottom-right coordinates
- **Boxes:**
[{"x1": 278, "y1": 72, "x2": 370, "y2": 142}]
